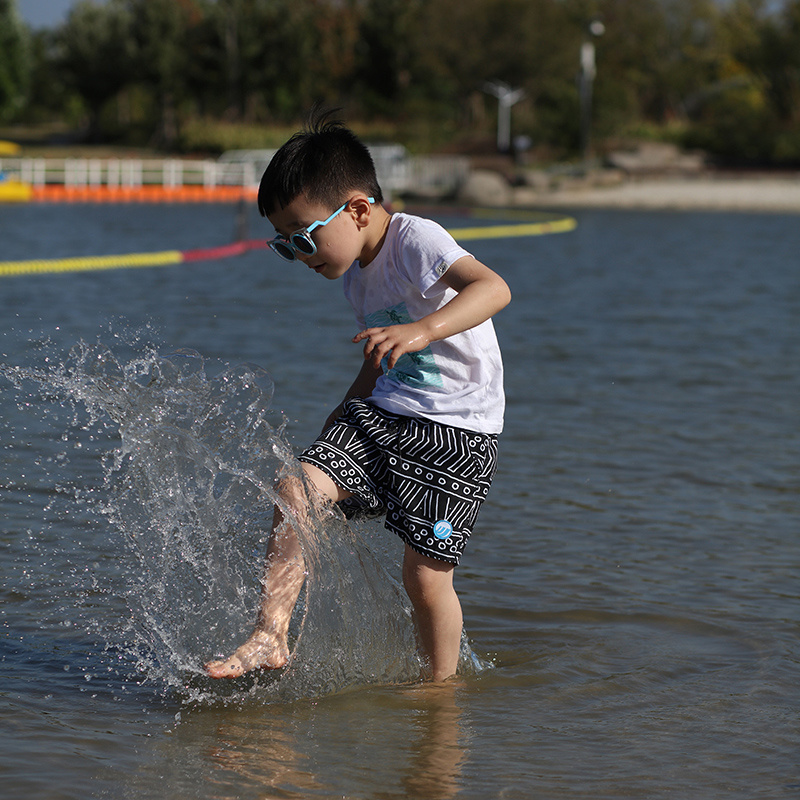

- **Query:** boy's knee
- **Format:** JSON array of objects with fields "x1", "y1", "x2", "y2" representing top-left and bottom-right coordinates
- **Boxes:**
[
  {"x1": 275, "y1": 473, "x2": 303, "y2": 497},
  {"x1": 273, "y1": 474, "x2": 308, "y2": 514},
  {"x1": 402, "y1": 548, "x2": 455, "y2": 604}
]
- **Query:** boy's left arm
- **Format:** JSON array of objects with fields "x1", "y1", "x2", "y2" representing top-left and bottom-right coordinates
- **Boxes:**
[{"x1": 353, "y1": 256, "x2": 511, "y2": 371}]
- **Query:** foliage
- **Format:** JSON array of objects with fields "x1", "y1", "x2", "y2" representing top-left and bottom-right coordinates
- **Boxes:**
[
  {"x1": 682, "y1": 0, "x2": 800, "y2": 163},
  {"x1": 5, "y1": 0, "x2": 800, "y2": 164},
  {"x1": 0, "y1": 0, "x2": 30, "y2": 122},
  {"x1": 56, "y1": 0, "x2": 134, "y2": 140}
]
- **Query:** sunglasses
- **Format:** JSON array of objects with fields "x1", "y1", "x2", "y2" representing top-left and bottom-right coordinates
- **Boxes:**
[{"x1": 267, "y1": 197, "x2": 375, "y2": 262}]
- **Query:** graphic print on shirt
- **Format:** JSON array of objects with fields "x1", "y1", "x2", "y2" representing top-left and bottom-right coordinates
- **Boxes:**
[{"x1": 364, "y1": 302, "x2": 444, "y2": 388}]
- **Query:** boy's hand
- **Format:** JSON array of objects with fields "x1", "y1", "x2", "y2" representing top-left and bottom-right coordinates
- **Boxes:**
[
  {"x1": 352, "y1": 255, "x2": 511, "y2": 373},
  {"x1": 353, "y1": 323, "x2": 431, "y2": 371}
]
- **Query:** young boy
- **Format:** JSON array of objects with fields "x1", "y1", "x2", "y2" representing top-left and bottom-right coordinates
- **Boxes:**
[{"x1": 206, "y1": 115, "x2": 510, "y2": 682}]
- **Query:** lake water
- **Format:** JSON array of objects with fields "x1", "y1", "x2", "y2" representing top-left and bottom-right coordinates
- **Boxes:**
[{"x1": 1, "y1": 202, "x2": 799, "y2": 799}]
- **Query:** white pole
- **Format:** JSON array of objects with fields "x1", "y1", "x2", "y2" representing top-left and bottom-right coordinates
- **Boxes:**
[
  {"x1": 580, "y1": 19, "x2": 605, "y2": 164},
  {"x1": 483, "y1": 81, "x2": 525, "y2": 153}
]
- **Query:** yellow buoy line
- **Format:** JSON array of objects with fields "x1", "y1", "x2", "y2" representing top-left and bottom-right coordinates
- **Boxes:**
[
  {"x1": 450, "y1": 217, "x2": 576, "y2": 241},
  {"x1": 0, "y1": 213, "x2": 576, "y2": 278},
  {"x1": 0, "y1": 251, "x2": 185, "y2": 278}
]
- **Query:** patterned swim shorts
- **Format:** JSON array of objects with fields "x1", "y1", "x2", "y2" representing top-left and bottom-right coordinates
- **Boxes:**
[{"x1": 299, "y1": 398, "x2": 498, "y2": 565}]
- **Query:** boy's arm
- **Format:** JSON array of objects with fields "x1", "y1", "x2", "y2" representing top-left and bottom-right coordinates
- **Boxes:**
[
  {"x1": 321, "y1": 359, "x2": 383, "y2": 432},
  {"x1": 353, "y1": 255, "x2": 511, "y2": 371}
]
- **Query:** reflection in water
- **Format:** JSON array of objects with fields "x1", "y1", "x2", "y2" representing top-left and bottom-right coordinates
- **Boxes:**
[
  {"x1": 203, "y1": 708, "x2": 324, "y2": 799},
  {"x1": 138, "y1": 682, "x2": 468, "y2": 799},
  {"x1": 401, "y1": 682, "x2": 466, "y2": 800}
]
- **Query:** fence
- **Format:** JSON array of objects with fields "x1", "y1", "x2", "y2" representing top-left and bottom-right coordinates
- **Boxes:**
[
  {"x1": 0, "y1": 157, "x2": 256, "y2": 189},
  {"x1": 0, "y1": 150, "x2": 470, "y2": 202}
]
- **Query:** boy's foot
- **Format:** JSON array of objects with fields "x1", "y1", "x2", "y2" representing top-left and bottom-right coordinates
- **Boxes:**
[{"x1": 204, "y1": 630, "x2": 291, "y2": 679}]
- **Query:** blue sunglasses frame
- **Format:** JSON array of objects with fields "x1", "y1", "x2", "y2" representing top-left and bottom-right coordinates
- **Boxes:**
[{"x1": 268, "y1": 197, "x2": 376, "y2": 262}]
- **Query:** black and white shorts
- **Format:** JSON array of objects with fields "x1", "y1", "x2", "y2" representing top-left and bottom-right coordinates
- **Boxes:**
[{"x1": 300, "y1": 398, "x2": 498, "y2": 565}]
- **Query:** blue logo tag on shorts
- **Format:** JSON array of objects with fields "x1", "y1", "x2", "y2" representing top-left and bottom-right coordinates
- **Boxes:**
[{"x1": 433, "y1": 520, "x2": 453, "y2": 540}]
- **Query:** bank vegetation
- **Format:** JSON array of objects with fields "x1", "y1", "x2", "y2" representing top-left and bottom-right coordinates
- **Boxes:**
[{"x1": 1, "y1": 0, "x2": 799, "y2": 165}]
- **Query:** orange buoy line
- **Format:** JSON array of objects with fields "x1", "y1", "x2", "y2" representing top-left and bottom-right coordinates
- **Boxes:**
[{"x1": 28, "y1": 184, "x2": 258, "y2": 204}]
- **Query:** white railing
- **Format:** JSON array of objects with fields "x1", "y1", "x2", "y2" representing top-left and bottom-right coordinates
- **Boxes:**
[
  {"x1": 212, "y1": 147, "x2": 470, "y2": 197},
  {"x1": 0, "y1": 157, "x2": 258, "y2": 189},
  {"x1": 0, "y1": 152, "x2": 470, "y2": 198}
]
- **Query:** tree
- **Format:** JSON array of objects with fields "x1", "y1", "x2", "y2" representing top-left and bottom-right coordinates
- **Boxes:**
[
  {"x1": 127, "y1": 0, "x2": 204, "y2": 147},
  {"x1": 683, "y1": 0, "x2": 800, "y2": 164},
  {"x1": 354, "y1": 0, "x2": 421, "y2": 116},
  {"x1": 410, "y1": 0, "x2": 576, "y2": 140},
  {"x1": 57, "y1": 0, "x2": 134, "y2": 140},
  {"x1": 0, "y1": 0, "x2": 30, "y2": 122}
]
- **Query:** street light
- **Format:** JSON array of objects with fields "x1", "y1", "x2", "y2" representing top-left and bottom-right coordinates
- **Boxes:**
[
  {"x1": 579, "y1": 18, "x2": 605, "y2": 164},
  {"x1": 483, "y1": 80, "x2": 525, "y2": 153}
]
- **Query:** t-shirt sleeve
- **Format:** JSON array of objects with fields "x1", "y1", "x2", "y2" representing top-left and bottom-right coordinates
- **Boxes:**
[{"x1": 396, "y1": 217, "x2": 472, "y2": 297}]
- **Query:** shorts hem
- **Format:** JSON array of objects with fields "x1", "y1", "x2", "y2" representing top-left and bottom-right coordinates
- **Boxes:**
[
  {"x1": 388, "y1": 523, "x2": 463, "y2": 566},
  {"x1": 298, "y1": 454, "x2": 353, "y2": 498}
]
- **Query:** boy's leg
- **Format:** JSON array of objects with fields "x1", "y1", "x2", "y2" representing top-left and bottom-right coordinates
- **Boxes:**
[
  {"x1": 402, "y1": 545, "x2": 463, "y2": 682},
  {"x1": 205, "y1": 463, "x2": 349, "y2": 678}
]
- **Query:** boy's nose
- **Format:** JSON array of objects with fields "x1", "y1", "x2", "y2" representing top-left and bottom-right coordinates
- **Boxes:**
[{"x1": 297, "y1": 252, "x2": 317, "y2": 267}]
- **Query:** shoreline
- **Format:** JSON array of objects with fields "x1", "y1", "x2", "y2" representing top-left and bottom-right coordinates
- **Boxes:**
[{"x1": 511, "y1": 174, "x2": 800, "y2": 213}]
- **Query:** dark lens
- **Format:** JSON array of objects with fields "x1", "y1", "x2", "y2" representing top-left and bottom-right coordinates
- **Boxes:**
[
  {"x1": 291, "y1": 233, "x2": 316, "y2": 255},
  {"x1": 270, "y1": 240, "x2": 295, "y2": 261}
]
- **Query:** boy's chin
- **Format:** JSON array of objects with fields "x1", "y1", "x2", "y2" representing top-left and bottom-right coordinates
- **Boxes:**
[{"x1": 318, "y1": 263, "x2": 350, "y2": 280}]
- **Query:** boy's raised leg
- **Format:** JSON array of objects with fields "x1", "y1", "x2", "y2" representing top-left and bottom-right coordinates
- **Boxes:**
[
  {"x1": 205, "y1": 477, "x2": 308, "y2": 678},
  {"x1": 205, "y1": 464, "x2": 348, "y2": 679},
  {"x1": 402, "y1": 545, "x2": 463, "y2": 682}
]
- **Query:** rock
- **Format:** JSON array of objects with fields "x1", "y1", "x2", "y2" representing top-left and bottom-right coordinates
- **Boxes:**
[
  {"x1": 606, "y1": 142, "x2": 706, "y2": 175},
  {"x1": 520, "y1": 170, "x2": 553, "y2": 191},
  {"x1": 458, "y1": 169, "x2": 513, "y2": 206}
]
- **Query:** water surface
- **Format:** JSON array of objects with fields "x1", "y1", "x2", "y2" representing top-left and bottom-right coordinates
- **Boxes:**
[{"x1": 1, "y1": 203, "x2": 799, "y2": 799}]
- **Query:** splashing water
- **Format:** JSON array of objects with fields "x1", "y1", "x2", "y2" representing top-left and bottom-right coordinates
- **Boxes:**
[{"x1": 2, "y1": 337, "x2": 485, "y2": 705}]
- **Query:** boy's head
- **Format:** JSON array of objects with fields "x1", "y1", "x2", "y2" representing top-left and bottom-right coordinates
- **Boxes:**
[{"x1": 258, "y1": 111, "x2": 383, "y2": 218}]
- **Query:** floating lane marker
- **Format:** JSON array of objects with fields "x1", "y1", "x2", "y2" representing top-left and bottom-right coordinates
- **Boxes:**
[
  {"x1": 0, "y1": 242, "x2": 269, "y2": 278},
  {"x1": 0, "y1": 215, "x2": 576, "y2": 278},
  {"x1": 449, "y1": 218, "x2": 576, "y2": 240},
  {"x1": 0, "y1": 250, "x2": 184, "y2": 277}
]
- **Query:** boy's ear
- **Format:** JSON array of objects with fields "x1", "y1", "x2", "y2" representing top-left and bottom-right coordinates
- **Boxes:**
[{"x1": 349, "y1": 195, "x2": 374, "y2": 225}]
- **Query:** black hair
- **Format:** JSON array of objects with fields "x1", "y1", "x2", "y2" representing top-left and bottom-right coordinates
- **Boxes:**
[{"x1": 257, "y1": 109, "x2": 383, "y2": 217}]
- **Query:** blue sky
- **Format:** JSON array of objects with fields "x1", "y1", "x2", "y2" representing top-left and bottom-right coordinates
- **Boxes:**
[
  {"x1": 16, "y1": 0, "x2": 789, "y2": 30},
  {"x1": 18, "y1": 0, "x2": 91, "y2": 29}
]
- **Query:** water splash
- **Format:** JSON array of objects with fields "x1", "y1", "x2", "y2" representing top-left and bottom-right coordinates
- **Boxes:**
[{"x1": 2, "y1": 337, "x2": 486, "y2": 704}]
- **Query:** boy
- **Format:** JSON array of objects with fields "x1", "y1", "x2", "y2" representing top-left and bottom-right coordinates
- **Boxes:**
[{"x1": 206, "y1": 115, "x2": 510, "y2": 682}]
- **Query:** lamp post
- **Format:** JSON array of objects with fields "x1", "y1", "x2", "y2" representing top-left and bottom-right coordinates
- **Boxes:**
[
  {"x1": 579, "y1": 18, "x2": 605, "y2": 165},
  {"x1": 483, "y1": 80, "x2": 525, "y2": 153}
]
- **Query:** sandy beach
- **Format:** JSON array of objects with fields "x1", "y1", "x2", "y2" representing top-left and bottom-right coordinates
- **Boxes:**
[{"x1": 514, "y1": 174, "x2": 800, "y2": 213}]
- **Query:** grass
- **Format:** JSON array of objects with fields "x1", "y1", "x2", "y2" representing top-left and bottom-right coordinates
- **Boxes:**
[{"x1": 0, "y1": 113, "x2": 476, "y2": 159}]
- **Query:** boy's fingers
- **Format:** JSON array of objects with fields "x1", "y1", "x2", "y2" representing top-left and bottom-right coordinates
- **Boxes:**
[{"x1": 353, "y1": 326, "x2": 382, "y2": 343}]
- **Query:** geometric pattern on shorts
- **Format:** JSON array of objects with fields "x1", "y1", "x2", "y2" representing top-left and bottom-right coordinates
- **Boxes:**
[{"x1": 300, "y1": 398, "x2": 498, "y2": 565}]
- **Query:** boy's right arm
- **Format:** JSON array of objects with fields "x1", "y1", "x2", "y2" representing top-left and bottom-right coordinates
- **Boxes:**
[{"x1": 321, "y1": 359, "x2": 383, "y2": 433}]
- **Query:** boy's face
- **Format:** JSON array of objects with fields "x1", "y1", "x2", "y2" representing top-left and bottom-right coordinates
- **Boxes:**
[{"x1": 267, "y1": 194, "x2": 365, "y2": 280}]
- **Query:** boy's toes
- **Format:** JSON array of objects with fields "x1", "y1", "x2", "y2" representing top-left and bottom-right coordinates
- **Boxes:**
[
  {"x1": 204, "y1": 631, "x2": 291, "y2": 679},
  {"x1": 204, "y1": 657, "x2": 245, "y2": 679}
]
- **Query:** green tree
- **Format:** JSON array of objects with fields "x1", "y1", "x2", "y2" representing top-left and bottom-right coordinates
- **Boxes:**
[
  {"x1": 684, "y1": 0, "x2": 800, "y2": 164},
  {"x1": 410, "y1": 0, "x2": 579, "y2": 150},
  {"x1": 0, "y1": 0, "x2": 30, "y2": 122},
  {"x1": 354, "y1": 0, "x2": 420, "y2": 116},
  {"x1": 229, "y1": 0, "x2": 361, "y2": 122},
  {"x1": 127, "y1": 0, "x2": 204, "y2": 147},
  {"x1": 57, "y1": 0, "x2": 134, "y2": 140}
]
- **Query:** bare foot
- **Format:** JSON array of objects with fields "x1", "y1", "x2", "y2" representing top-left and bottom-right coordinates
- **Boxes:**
[{"x1": 204, "y1": 630, "x2": 291, "y2": 679}]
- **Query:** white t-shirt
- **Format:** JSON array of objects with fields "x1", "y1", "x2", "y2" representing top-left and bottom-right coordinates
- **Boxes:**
[{"x1": 343, "y1": 213, "x2": 505, "y2": 434}]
